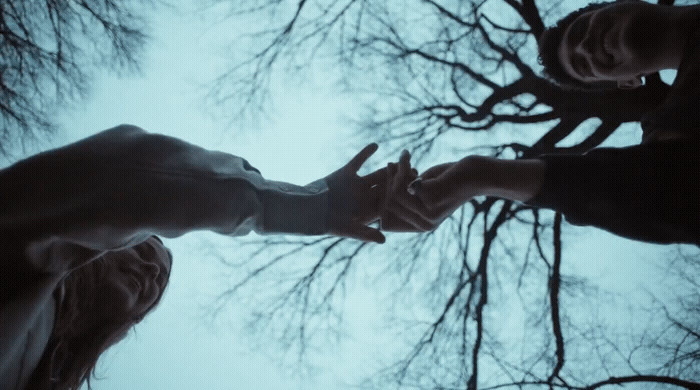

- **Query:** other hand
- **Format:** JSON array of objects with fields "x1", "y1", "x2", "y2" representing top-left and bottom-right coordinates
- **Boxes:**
[{"x1": 382, "y1": 155, "x2": 477, "y2": 232}]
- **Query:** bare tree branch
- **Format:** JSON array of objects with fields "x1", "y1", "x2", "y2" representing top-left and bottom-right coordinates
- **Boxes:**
[
  {"x1": 0, "y1": 0, "x2": 149, "y2": 153},
  {"x1": 207, "y1": 1, "x2": 699, "y2": 388}
]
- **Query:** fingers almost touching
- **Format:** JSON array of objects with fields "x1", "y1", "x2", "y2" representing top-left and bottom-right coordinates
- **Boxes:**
[{"x1": 380, "y1": 160, "x2": 442, "y2": 232}]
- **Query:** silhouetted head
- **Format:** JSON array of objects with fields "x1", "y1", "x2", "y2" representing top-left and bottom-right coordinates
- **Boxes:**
[
  {"x1": 31, "y1": 236, "x2": 172, "y2": 390},
  {"x1": 538, "y1": 1, "x2": 686, "y2": 90}
]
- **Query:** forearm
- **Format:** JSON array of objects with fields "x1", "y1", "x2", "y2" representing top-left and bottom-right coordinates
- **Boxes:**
[
  {"x1": 380, "y1": 155, "x2": 545, "y2": 232},
  {"x1": 457, "y1": 156, "x2": 546, "y2": 203}
]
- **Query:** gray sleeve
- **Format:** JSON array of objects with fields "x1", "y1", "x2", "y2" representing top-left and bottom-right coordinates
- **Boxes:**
[{"x1": 0, "y1": 125, "x2": 330, "y2": 255}]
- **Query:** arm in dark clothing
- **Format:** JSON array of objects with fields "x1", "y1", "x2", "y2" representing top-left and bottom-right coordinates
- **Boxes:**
[
  {"x1": 641, "y1": 26, "x2": 700, "y2": 141},
  {"x1": 526, "y1": 140, "x2": 700, "y2": 245},
  {"x1": 0, "y1": 125, "x2": 329, "y2": 273},
  {"x1": 527, "y1": 27, "x2": 700, "y2": 245}
]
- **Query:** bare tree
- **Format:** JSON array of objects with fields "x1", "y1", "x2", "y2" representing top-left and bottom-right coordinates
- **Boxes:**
[
  {"x1": 0, "y1": 0, "x2": 150, "y2": 154},
  {"x1": 207, "y1": 0, "x2": 700, "y2": 389}
]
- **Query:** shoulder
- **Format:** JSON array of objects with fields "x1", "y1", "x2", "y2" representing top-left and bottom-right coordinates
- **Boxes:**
[
  {"x1": 92, "y1": 124, "x2": 148, "y2": 138},
  {"x1": 66, "y1": 124, "x2": 148, "y2": 149}
]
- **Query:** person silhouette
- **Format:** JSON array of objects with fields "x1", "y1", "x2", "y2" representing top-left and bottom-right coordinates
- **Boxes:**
[
  {"x1": 381, "y1": 1, "x2": 699, "y2": 246},
  {"x1": 0, "y1": 124, "x2": 389, "y2": 389}
]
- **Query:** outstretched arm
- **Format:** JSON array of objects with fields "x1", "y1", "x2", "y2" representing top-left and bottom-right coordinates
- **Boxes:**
[
  {"x1": 381, "y1": 152, "x2": 545, "y2": 232},
  {"x1": 0, "y1": 125, "x2": 386, "y2": 272},
  {"x1": 384, "y1": 145, "x2": 699, "y2": 245}
]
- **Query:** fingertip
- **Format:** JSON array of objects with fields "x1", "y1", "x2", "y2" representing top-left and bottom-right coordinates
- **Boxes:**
[
  {"x1": 363, "y1": 142, "x2": 379, "y2": 156},
  {"x1": 373, "y1": 232, "x2": 386, "y2": 244},
  {"x1": 360, "y1": 226, "x2": 385, "y2": 244},
  {"x1": 407, "y1": 178, "x2": 422, "y2": 195},
  {"x1": 351, "y1": 144, "x2": 379, "y2": 171}
]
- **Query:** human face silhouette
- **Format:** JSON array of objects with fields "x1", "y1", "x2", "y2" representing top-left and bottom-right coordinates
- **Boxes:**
[
  {"x1": 557, "y1": 2, "x2": 687, "y2": 88},
  {"x1": 101, "y1": 243, "x2": 172, "y2": 316}
]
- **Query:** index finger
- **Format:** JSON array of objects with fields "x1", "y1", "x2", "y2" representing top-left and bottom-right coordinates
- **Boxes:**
[{"x1": 393, "y1": 150, "x2": 415, "y2": 192}]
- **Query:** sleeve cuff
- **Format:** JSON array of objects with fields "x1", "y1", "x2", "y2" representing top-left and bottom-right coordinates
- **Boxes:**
[{"x1": 260, "y1": 179, "x2": 329, "y2": 235}]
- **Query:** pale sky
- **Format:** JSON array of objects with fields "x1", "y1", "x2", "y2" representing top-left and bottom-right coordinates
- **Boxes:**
[
  {"x1": 5, "y1": 1, "x2": 691, "y2": 389},
  {"x1": 53, "y1": 2, "x2": 385, "y2": 389}
]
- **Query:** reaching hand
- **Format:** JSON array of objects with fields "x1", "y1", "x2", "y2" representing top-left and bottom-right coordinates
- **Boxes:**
[
  {"x1": 381, "y1": 154, "x2": 477, "y2": 232},
  {"x1": 324, "y1": 143, "x2": 388, "y2": 243}
]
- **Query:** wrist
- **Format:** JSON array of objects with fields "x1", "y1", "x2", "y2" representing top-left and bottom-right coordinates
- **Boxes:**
[
  {"x1": 261, "y1": 180, "x2": 329, "y2": 235},
  {"x1": 454, "y1": 156, "x2": 493, "y2": 199},
  {"x1": 475, "y1": 158, "x2": 546, "y2": 202}
]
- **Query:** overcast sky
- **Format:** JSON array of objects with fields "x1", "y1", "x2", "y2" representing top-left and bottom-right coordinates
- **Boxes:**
[
  {"x1": 53, "y1": 2, "x2": 384, "y2": 389},
  {"x1": 4, "y1": 0, "x2": 685, "y2": 388}
]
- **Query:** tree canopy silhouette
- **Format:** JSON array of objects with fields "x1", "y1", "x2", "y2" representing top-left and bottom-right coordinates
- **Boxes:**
[
  {"x1": 0, "y1": 0, "x2": 149, "y2": 154},
  {"x1": 206, "y1": 0, "x2": 699, "y2": 388}
]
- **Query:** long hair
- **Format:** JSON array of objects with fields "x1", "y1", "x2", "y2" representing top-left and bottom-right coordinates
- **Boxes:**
[{"x1": 27, "y1": 236, "x2": 172, "y2": 390}]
